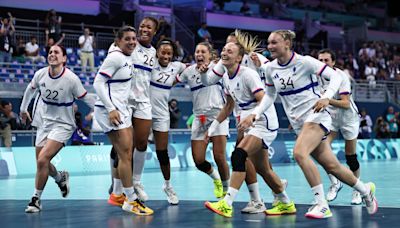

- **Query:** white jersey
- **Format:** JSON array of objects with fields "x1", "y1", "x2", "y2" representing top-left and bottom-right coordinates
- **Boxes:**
[
  {"x1": 130, "y1": 42, "x2": 156, "y2": 102},
  {"x1": 319, "y1": 68, "x2": 359, "y2": 120},
  {"x1": 94, "y1": 47, "x2": 134, "y2": 115},
  {"x1": 150, "y1": 61, "x2": 186, "y2": 119},
  {"x1": 262, "y1": 53, "x2": 331, "y2": 126},
  {"x1": 222, "y1": 65, "x2": 278, "y2": 130},
  {"x1": 177, "y1": 63, "x2": 225, "y2": 116},
  {"x1": 29, "y1": 67, "x2": 87, "y2": 130}
]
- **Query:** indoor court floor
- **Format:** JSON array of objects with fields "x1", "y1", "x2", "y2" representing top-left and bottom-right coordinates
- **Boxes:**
[{"x1": 1, "y1": 160, "x2": 399, "y2": 228}]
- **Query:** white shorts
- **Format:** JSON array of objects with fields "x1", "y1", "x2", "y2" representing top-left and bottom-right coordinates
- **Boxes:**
[
  {"x1": 129, "y1": 100, "x2": 152, "y2": 120},
  {"x1": 94, "y1": 106, "x2": 132, "y2": 133},
  {"x1": 35, "y1": 123, "x2": 74, "y2": 147},
  {"x1": 331, "y1": 110, "x2": 360, "y2": 140},
  {"x1": 244, "y1": 114, "x2": 278, "y2": 149},
  {"x1": 191, "y1": 114, "x2": 229, "y2": 140},
  {"x1": 152, "y1": 117, "x2": 169, "y2": 132},
  {"x1": 291, "y1": 109, "x2": 332, "y2": 136}
]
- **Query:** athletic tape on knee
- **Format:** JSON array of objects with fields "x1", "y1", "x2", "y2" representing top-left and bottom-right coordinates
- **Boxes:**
[
  {"x1": 156, "y1": 149, "x2": 170, "y2": 166},
  {"x1": 196, "y1": 161, "x2": 212, "y2": 173},
  {"x1": 346, "y1": 154, "x2": 359, "y2": 172},
  {"x1": 231, "y1": 148, "x2": 247, "y2": 172}
]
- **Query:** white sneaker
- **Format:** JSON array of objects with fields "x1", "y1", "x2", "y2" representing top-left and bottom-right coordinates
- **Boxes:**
[
  {"x1": 134, "y1": 183, "x2": 149, "y2": 202},
  {"x1": 272, "y1": 179, "x2": 288, "y2": 207},
  {"x1": 25, "y1": 196, "x2": 42, "y2": 213},
  {"x1": 326, "y1": 181, "x2": 343, "y2": 202},
  {"x1": 351, "y1": 190, "x2": 362, "y2": 205},
  {"x1": 362, "y1": 182, "x2": 378, "y2": 214},
  {"x1": 163, "y1": 186, "x2": 179, "y2": 205},
  {"x1": 305, "y1": 202, "x2": 332, "y2": 219},
  {"x1": 241, "y1": 200, "x2": 266, "y2": 214}
]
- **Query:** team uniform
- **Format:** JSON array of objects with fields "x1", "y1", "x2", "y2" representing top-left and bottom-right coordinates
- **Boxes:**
[
  {"x1": 261, "y1": 52, "x2": 340, "y2": 135},
  {"x1": 219, "y1": 65, "x2": 279, "y2": 148},
  {"x1": 150, "y1": 61, "x2": 186, "y2": 132},
  {"x1": 21, "y1": 67, "x2": 88, "y2": 147},
  {"x1": 177, "y1": 63, "x2": 229, "y2": 140},
  {"x1": 319, "y1": 68, "x2": 360, "y2": 140},
  {"x1": 129, "y1": 42, "x2": 156, "y2": 119},
  {"x1": 93, "y1": 47, "x2": 135, "y2": 133}
]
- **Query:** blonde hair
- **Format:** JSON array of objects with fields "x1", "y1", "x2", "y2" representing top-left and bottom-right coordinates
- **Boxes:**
[
  {"x1": 272, "y1": 30, "x2": 296, "y2": 49},
  {"x1": 233, "y1": 29, "x2": 262, "y2": 54}
]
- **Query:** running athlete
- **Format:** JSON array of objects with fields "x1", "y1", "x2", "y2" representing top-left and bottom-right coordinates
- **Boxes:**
[
  {"x1": 256, "y1": 30, "x2": 377, "y2": 218},
  {"x1": 204, "y1": 42, "x2": 296, "y2": 218},
  {"x1": 176, "y1": 42, "x2": 230, "y2": 198},
  {"x1": 93, "y1": 26, "x2": 153, "y2": 215},
  {"x1": 150, "y1": 39, "x2": 186, "y2": 205},
  {"x1": 129, "y1": 17, "x2": 158, "y2": 201},
  {"x1": 317, "y1": 49, "x2": 362, "y2": 205},
  {"x1": 21, "y1": 45, "x2": 94, "y2": 213}
]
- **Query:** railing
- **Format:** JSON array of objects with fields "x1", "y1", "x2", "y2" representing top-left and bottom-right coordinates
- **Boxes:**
[{"x1": 13, "y1": 18, "x2": 117, "y2": 49}]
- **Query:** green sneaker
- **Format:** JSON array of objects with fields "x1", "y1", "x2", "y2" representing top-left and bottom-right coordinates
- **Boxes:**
[
  {"x1": 205, "y1": 199, "x2": 233, "y2": 218},
  {"x1": 213, "y1": 179, "x2": 224, "y2": 198},
  {"x1": 265, "y1": 201, "x2": 297, "y2": 216}
]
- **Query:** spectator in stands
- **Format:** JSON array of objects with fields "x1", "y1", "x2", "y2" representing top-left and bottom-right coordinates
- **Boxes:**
[
  {"x1": 214, "y1": 0, "x2": 227, "y2": 10},
  {"x1": 197, "y1": 23, "x2": 212, "y2": 42},
  {"x1": 25, "y1": 36, "x2": 46, "y2": 63},
  {"x1": 0, "y1": 100, "x2": 15, "y2": 148},
  {"x1": 0, "y1": 12, "x2": 15, "y2": 63},
  {"x1": 13, "y1": 37, "x2": 26, "y2": 62},
  {"x1": 365, "y1": 61, "x2": 377, "y2": 86},
  {"x1": 78, "y1": 27, "x2": 95, "y2": 72},
  {"x1": 387, "y1": 60, "x2": 399, "y2": 80},
  {"x1": 374, "y1": 116, "x2": 390, "y2": 139},
  {"x1": 359, "y1": 108, "x2": 373, "y2": 139},
  {"x1": 153, "y1": 16, "x2": 170, "y2": 46},
  {"x1": 385, "y1": 106, "x2": 399, "y2": 138},
  {"x1": 45, "y1": 9, "x2": 63, "y2": 43},
  {"x1": 175, "y1": 40, "x2": 185, "y2": 61},
  {"x1": 169, "y1": 99, "x2": 180, "y2": 129},
  {"x1": 45, "y1": 34, "x2": 65, "y2": 57},
  {"x1": 240, "y1": 1, "x2": 252, "y2": 16}
]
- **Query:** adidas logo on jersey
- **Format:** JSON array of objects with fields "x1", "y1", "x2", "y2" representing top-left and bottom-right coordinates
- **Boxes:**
[
  {"x1": 40, "y1": 83, "x2": 46, "y2": 87},
  {"x1": 274, "y1": 73, "x2": 279, "y2": 79}
]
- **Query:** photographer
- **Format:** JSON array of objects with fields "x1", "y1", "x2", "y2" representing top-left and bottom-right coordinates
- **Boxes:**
[
  {"x1": 0, "y1": 100, "x2": 16, "y2": 148},
  {"x1": 359, "y1": 109, "x2": 373, "y2": 139},
  {"x1": 374, "y1": 116, "x2": 390, "y2": 139}
]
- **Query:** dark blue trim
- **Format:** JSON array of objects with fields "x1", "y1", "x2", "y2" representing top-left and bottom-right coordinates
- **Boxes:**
[
  {"x1": 32, "y1": 90, "x2": 41, "y2": 121},
  {"x1": 48, "y1": 67, "x2": 65, "y2": 80},
  {"x1": 263, "y1": 113, "x2": 279, "y2": 132},
  {"x1": 262, "y1": 140, "x2": 269, "y2": 149},
  {"x1": 150, "y1": 81, "x2": 172, "y2": 90},
  {"x1": 42, "y1": 98, "x2": 74, "y2": 107},
  {"x1": 279, "y1": 81, "x2": 318, "y2": 96},
  {"x1": 191, "y1": 84, "x2": 205, "y2": 91},
  {"x1": 228, "y1": 65, "x2": 241, "y2": 80},
  {"x1": 100, "y1": 72, "x2": 111, "y2": 78},
  {"x1": 319, "y1": 123, "x2": 330, "y2": 136},
  {"x1": 239, "y1": 99, "x2": 257, "y2": 108},
  {"x1": 278, "y1": 52, "x2": 295, "y2": 67},
  {"x1": 309, "y1": 75, "x2": 321, "y2": 98},
  {"x1": 253, "y1": 88, "x2": 263, "y2": 94},
  {"x1": 95, "y1": 104, "x2": 106, "y2": 108},
  {"x1": 134, "y1": 64, "x2": 152, "y2": 72},
  {"x1": 107, "y1": 78, "x2": 132, "y2": 83},
  {"x1": 212, "y1": 69, "x2": 223, "y2": 77}
]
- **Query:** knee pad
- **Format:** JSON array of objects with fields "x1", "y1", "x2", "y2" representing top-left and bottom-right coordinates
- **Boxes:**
[
  {"x1": 110, "y1": 147, "x2": 119, "y2": 168},
  {"x1": 231, "y1": 148, "x2": 247, "y2": 172},
  {"x1": 346, "y1": 154, "x2": 359, "y2": 172},
  {"x1": 196, "y1": 161, "x2": 211, "y2": 173},
  {"x1": 156, "y1": 150, "x2": 170, "y2": 166}
]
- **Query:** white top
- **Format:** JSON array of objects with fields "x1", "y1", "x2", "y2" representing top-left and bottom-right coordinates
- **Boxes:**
[
  {"x1": 25, "y1": 42, "x2": 39, "y2": 55},
  {"x1": 78, "y1": 35, "x2": 94, "y2": 52},
  {"x1": 130, "y1": 42, "x2": 156, "y2": 102},
  {"x1": 150, "y1": 61, "x2": 186, "y2": 119},
  {"x1": 319, "y1": 67, "x2": 359, "y2": 117},
  {"x1": 94, "y1": 47, "x2": 134, "y2": 113},
  {"x1": 177, "y1": 62, "x2": 225, "y2": 116},
  {"x1": 21, "y1": 67, "x2": 87, "y2": 130},
  {"x1": 261, "y1": 52, "x2": 341, "y2": 125},
  {"x1": 221, "y1": 65, "x2": 279, "y2": 130}
]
